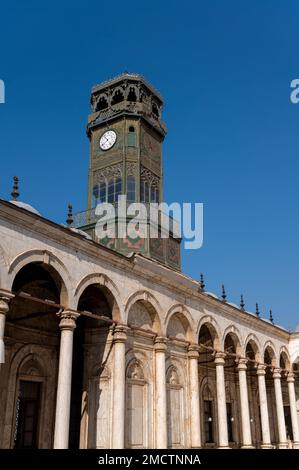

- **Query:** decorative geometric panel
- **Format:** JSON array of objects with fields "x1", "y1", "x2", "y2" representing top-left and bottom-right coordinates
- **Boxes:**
[
  {"x1": 150, "y1": 237, "x2": 165, "y2": 262},
  {"x1": 119, "y1": 236, "x2": 147, "y2": 252},
  {"x1": 140, "y1": 165, "x2": 159, "y2": 189},
  {"x1": 166, "y1": 237, "x2": 180, "y2": 268},
  {"x1": 93, "y1": 163, "x2": 122, "y2": 184},
  {"x1": 126, "y1": 162, "x2": 138, "y2": 176}
]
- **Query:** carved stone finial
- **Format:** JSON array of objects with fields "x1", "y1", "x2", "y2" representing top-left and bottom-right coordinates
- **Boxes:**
[
  {"x1": 66, "y1": 204, "x2": 73, "y2": 226},
  {"x1": 269, "y1": 309, "x2": 274, "y2": 324},
  {"x1": 200, "y1": 273, "x2": 205, "y2": 292},
  {"x1": 255, "y1": 303, "x2": 260, "y2": 317},
  {"x1": 221, "y1": 284, "x2": 227, "y2": 302},
  {"x1": 11, "y1": 176, "x2": 20, "y2": 201},
  {"x1": 240, "y1": 294, "x2": 245, "y2": 311}
]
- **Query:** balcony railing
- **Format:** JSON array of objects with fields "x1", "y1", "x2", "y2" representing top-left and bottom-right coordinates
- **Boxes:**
[{"x1": 72, "y1": 203, "x2": 180, "y2": 238}]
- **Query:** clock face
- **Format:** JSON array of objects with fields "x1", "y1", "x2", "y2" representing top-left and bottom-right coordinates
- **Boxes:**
[{"x1": 100, "y1": 130, "x2": 117, "y2": 150}]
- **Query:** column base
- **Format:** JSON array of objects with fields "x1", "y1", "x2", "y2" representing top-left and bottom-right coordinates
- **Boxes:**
[
  {"x1": 218, "y1": 446, "x2": 231, "y2": 449},
  {"x1": 277, "y1": 442, "x2": 288, "y2": 449},
  {"x1": 292, "y1": 441, "x2": 299, "y2": 449},
  {"x1": 260, "y1": 443, "x2": 273, "y2": 449},
  {"x1": 241, "y1": 445, "x2": 255, "y2": 449}
]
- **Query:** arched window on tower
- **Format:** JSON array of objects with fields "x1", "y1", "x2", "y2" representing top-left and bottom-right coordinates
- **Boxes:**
[
  {"x1": 108, "y1": 179, "x2": 114, "y2": 203},
  {"x1": 115, "y1": 177, "x2": 122, "y2": 203},
  {"x1": 128, "y1": 126, "x2": 136, "y2": 147},
  {"x1": 127, "y1": 176, "x2": 136, "y2": 203},
  {"x1": 127, "y1": 87, "x2": 137, "y2": 102},
  {"x1": 152, "y1": 102, "x2": 159, "y2": 119},
  {"x1": 150, "y1": 185, "x2": 156, "y2": 203},
  {"x1": 144, "y1": 181, "x2": 149, "y2": 203},
  {"x1": 92, "y1": 184, "x2": 99, "y2": 207},
  {"x1": 99, "y1": 182, "x2": 106, "y2": 203},
  {"x1": 96, "y1": 96, "x2": 108, "y2": 112},
  {"x1": 111, "y1": 89, "x2": 124, "y2": 105},
  {"x1": 140, "y1": 177, "x2": 159, "y2": 204}
]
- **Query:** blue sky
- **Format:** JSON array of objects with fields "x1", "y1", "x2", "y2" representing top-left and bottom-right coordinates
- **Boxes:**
[{"x1": 0, "y1": 1, "x2": 298, "y2": 329}]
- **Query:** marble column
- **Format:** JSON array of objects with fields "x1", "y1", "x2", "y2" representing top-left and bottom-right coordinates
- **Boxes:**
[
  {"x1": 237, "y1": 358, "x2": 253, "y2": 448},
  {"x1": 287, "y1": 372, "x2": 299, "y2": 448},
  {"x1": 154, "y1": 336, "x2": 168, "y2": 449},
  {"x1": 214, "y1": 352, "x2": 229, "y2": 448},
  {"x1": 256, "y1": 364, "x2": 272, "y2": 448},
  {"x1": 0, "y1": 295, "x2": 10, "y2": 366},
  {"x1": 112, "y1": 325, "x2": 128, "y2": 449},
  {"x1": 188, "y1": 344, "x2": 201, "y2": 448},
  {"x1": 54, "y1": 310, "x2": 80, "y2": 449},
  {"x1": 273, "y1": 368, "x2": 288, "y2": 449}
]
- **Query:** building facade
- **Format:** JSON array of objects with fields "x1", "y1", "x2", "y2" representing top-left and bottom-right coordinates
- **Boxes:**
[{"x1": 0, "y1": 74, "x2": 299, "y2": 449}]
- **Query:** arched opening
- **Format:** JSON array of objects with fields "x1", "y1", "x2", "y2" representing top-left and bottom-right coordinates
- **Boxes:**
[
  {"x1": 151, "y1": 102, "x2": 159, "y2": 119},
  {"x1": 96, "y1": 96, "x2": 108, "y2": 111},
  {"x1": 6, "y1": 261, "x2": 66, "y2": 448},
  {"x1": 70, "y1": 283, "x2": 114, "y2": 449},
  {"x1": 14, "y1": 356, "x2": 44, "y2": 449},
  {"x1": 9, "y1": 262, "x2": 63, "y2": 333},
  {"x1": 166, "y1": 365, "x2": 184, "y2": 448},
  {"x1": 111, "y1": 89, "x2": 124, "y2": 105},
  {"x1": 126, "y1": 175, "x2": 136, "y2": 203},
  {"x1": 245, "y1": 340, "x2": 261, "y2": 447},
  {"x1": 279, "y1": 351, "x2": 292, "y2": 441},
  {"x1": 223, "y1": 332, "x2": 241, "y2": 446},
  {"x1": 125, "y1": 359, "x2": 147, "y2": 448},
  {"x1": 128, "y1": 126, "x2": 136, "y2": 147},
  {"x1": 198, "y1": 323, "x2": 219, "y2": 447},
  {"x1": 264, "y1": 346, "x2": 278, "y2": 444},
  {"x1": 92, "y1": 184, "x2": 99, "y2": 207},
  {"x1": 127, "y1": 298, "x2": 160, "y2": 333},
  {"x1": 166, "y1": 312, "x2": 192, "y2": 342},
  {"x1": 127, "y1": 87, "x2": 137, "y2": 102}
]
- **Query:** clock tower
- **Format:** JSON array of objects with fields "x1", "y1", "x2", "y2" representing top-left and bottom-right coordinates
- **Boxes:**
[{"x1": 73, "y1": 73, "x2": 181, "y2": 270}]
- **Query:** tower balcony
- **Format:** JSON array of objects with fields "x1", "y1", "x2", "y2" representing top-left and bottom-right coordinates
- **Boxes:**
[{"x1": 72, "y1": 203, "x2": 181, "y2": 271}]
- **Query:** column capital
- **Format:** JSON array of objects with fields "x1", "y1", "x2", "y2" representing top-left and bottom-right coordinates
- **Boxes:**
[
  {"x1": 154, "y1": 336, "x2": 168, "y2": 353},
  {"x1": 57, "y1": 309, "x2": 80, "y2": 331},
  {"x1": 237, "y1": 357, "x2": 248, "y2": 371},
  {"x1": 214, "y1": 351, "x2": 226, "y2": 365},
  {"x1": 0, "y1": 290, "x2": 14, "y2": 314},
  {"x1": 287, "y1": 371, "x2": 295, "y2": 383},
  {"x1": 188, "y1": 343, "x2": 200, "y2": 359},
  {"x1": 113, "y1": 324, "x2": 129, "y2": 343},
  {"x1": 272, "y1": 367, "x2": 282, "y2": 379},
  {"x1": 256, "y1": 363, "x2": 267, "y2": 376}
]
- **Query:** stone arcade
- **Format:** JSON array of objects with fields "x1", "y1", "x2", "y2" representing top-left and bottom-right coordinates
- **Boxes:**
[{"x1": 0, "y1": 73, "x2": 299, "y2": 449}]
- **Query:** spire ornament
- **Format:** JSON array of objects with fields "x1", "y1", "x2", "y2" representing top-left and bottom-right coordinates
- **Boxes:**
[
  {"x1": 240, "y1": 294, "x2": 245, "y2": 311},
  {"x1": 11, "y1": 176, "x2": 20, "y2": 201},
  {"x1": 199, "y1": 273, "x2": 205, "y2": 292},
  {"x1": 66, "y1": 204, "x2": 73, "y2": 227},
  {"x1": 255, "y1": 303, "x2": 260, "y2": 318},
  {"x1": 221, "y1": 284, "x2": 227, "y2": 302}
]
